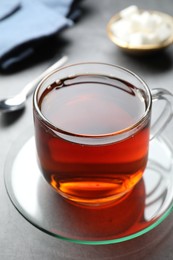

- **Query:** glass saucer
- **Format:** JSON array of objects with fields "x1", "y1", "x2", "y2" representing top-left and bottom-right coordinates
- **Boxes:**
[{"x1": 4, "y1": 128, "x2": 173, "y2": 245}]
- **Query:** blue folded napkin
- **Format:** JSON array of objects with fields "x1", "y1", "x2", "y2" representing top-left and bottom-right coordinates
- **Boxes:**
[{"x1": 0, "y1": 0, "x2": 80, "y2": 71}]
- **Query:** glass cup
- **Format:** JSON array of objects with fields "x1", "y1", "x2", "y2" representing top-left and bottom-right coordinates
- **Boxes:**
[{"x1": 33, "y1": 62, "x2": 173, "y2": 206}]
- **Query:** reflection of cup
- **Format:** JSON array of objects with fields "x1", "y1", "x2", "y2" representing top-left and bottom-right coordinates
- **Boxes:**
[
  {"x1": 38, "y1": 178, "x2": 146, "y2": 241},
  {"x1": 33, "y1": 62, "x2": 173, "y2": 206}
]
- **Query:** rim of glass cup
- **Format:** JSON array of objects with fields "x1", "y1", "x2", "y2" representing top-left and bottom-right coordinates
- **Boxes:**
[{"x1": 33, "y1": 62, "x2": 152, "y2": 138}]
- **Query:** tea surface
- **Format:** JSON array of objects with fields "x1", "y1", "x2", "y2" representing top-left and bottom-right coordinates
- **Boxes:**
[{"x1": 39, "y1": 75, "x2": 146, "y2": 135}]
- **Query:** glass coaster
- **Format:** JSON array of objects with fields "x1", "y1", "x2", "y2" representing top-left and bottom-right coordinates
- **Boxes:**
[{"x1": 4, "y1": 129, "x2": 173, "y2": 245}]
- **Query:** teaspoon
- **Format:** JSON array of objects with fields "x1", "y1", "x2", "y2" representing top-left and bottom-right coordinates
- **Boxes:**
[{"x1": 0, "y1": 56, "x2": 68, "y2": 113}]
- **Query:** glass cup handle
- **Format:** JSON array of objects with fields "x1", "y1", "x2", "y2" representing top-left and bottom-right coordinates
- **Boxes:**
[{"x1": 150, "y1": 88, "x2": 173, "y2": 140}]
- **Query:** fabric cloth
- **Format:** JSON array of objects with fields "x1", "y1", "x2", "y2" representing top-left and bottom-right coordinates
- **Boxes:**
[{"x1": 0, "y1": 0, "x2": 80, "y2": 71}]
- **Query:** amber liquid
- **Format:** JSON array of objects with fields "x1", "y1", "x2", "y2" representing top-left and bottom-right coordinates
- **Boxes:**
[{"x1": 34, "y1": 75, "x2": 150, "y2": 205}]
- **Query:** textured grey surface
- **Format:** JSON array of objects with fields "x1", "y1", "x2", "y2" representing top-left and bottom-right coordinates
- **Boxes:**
[{"x1": 1, "y1": 0, "x2": 173, "y2": 259}]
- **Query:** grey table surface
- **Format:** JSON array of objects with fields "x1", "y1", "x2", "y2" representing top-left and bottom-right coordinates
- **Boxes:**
[{"x1": 1, "y1": 0, "x2": 173, "y2": 259}]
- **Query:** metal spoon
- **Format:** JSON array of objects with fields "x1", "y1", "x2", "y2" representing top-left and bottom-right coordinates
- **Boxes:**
[{"x1": 0, "y1": 56, "x2": 68, "y2": 113}]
